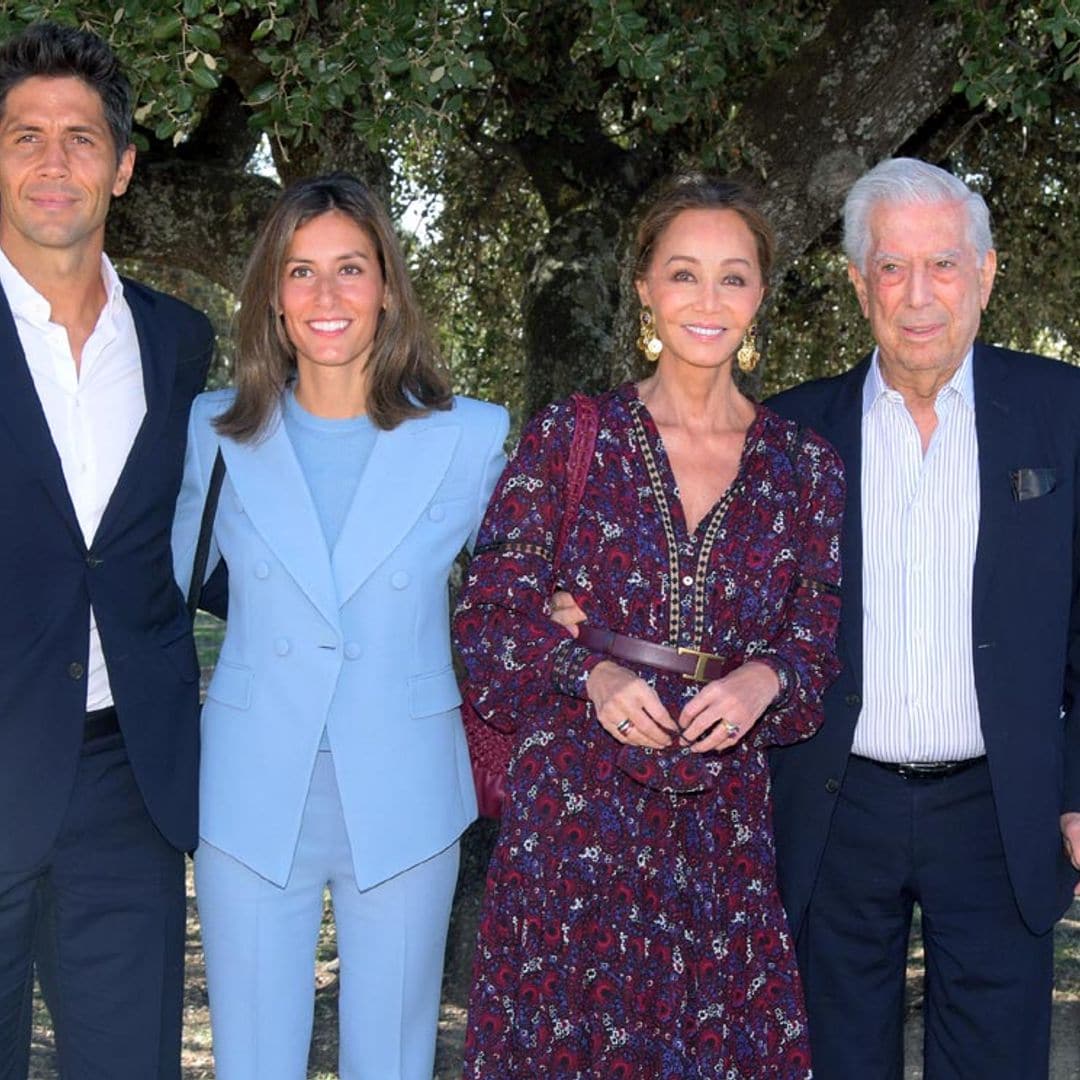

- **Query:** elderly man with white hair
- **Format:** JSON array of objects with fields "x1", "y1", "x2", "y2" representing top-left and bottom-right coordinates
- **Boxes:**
[{"x1": 769, "y1": 157, "x2": 1080, "y2": 1079}]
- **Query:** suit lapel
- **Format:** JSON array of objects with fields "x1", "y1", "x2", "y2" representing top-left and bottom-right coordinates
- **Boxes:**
[
  {"x1": 0, "y1": 283, "x2": 84, "y2": 545},
  {"x1": 221, "y1": 408, "x2": 340, "y2": 627},
  {"x1": 93, "y1": 281, "x2": 175, "y2": 545},
  {"x1": 825, "y1": 356, "x2": 870, "y2": 688},
  {"x1": 971, "y1": 344, "x2": 1015, "y2": 633},
  {"x1": 332, "y1": 418, "x2": 461, "y2": 604}
]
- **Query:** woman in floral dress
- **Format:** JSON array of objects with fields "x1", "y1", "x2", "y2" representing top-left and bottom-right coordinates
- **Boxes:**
[{"x1": 454, "y1": 175, "x2": 845, "y2": 1078}]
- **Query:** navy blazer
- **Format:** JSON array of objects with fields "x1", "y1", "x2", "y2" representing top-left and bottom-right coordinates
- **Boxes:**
[
  {"x1": 0, "y1": 278, "x2": 213, "y2": 869},
  {"x1": 769, "y1": 342, "x2": 1080, "y2": 937}
]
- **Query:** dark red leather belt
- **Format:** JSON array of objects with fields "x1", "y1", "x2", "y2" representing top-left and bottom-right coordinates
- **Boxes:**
[{"x1": 577, "y1": 625, "x2": 727, "y2": 683}]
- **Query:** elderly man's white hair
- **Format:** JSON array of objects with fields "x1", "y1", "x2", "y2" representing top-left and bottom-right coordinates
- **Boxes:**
[{"x1": 843, "y1": 157, "x2": 994, "y2": 274}]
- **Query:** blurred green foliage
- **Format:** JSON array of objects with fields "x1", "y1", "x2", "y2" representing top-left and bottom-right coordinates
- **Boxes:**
[{"x1": 2, "y1": 1, "x2": 1076, "y2": 412}]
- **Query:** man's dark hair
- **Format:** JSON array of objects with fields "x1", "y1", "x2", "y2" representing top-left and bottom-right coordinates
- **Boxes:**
[{"x1": 0, "y1": 22, "x2": 133, "y2": 161}]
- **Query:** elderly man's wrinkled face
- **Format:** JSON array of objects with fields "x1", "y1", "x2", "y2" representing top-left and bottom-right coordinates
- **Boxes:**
[{"x1": 848, "y1": 199, "x2": 996, "y2": 394}]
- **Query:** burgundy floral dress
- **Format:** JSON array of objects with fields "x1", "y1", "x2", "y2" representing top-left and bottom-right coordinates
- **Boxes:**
[{"x1": 454, "y1": 383, "x2": 844, "y2": 1079}]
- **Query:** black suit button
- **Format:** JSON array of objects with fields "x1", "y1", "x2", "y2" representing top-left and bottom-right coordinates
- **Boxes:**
[
  {"x1": 845, "y1": 693, "x2": 861, "y2": 707},
  {"x1": 86, "y1": 555, "x2": 103, "y2": 568},
  {"x1": 825, "y1": 778, "x2": 840, "y2": 794},
  {"x1": 68, "y1": 662, "x2": 85, "y2": 679}
]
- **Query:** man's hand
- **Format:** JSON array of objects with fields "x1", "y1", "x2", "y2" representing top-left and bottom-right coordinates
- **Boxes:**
[
  {"x1": 550, "y1": 590, "x2": 587, "y2": 637},
  {"x1": 1061, "y1": 812, "x2": 1080, "y2": 895}
]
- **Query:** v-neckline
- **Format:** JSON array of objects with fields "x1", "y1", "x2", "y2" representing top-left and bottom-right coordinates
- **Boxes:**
[{"x1": 625, "y1": 382, "x2": 761, "y2": 539}]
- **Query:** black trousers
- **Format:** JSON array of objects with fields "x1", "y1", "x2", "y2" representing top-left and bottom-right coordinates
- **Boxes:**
[
  {"x1": 797, "y1": 754, "x2": 1054, "y2": 1080},
  {"x1": 0, "y1": 731, "x2": 185, "y2": 1080}
]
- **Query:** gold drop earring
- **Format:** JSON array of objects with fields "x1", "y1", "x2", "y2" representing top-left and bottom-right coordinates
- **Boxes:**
[
  {"x1": 737, "y1": 322, "x2": 760, "y2": 373},
  {"x1": 637, "y1": 307, "x2": 663, "y2": 361}
]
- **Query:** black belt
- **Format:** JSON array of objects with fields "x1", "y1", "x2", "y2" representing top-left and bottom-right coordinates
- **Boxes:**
[
  {"x1": 84, "y1": 706, "x2": 120, "y2": 742},
  {"x1": 853, "y1": 754, "x2": 986, "y2": 780}
]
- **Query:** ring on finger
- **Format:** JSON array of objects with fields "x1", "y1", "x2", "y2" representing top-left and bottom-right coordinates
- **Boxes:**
[
  {"x1": 616, "y1": 718, "x2": 633, "y2": 736},
  {"x1": 724, "y1": 720, "x2": 739, "y2": 738}
]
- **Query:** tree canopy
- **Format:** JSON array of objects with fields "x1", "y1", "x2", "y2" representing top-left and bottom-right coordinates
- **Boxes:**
[{"x1": 3, "y1": 0, "x2": 1077, "y2": 413}]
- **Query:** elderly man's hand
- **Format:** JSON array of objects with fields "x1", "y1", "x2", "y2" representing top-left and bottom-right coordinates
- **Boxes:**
[
  {"x1": 550, "y1": 590, "x2": 587, "y2": 637},
  {"x1": 1061, "y1": 812, "x2": 1080, "y2": 895}
]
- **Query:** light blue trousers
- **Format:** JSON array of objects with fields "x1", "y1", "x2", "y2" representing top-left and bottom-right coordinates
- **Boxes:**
[{"x1": 195, "y1": 752, "x2": 460, "y2": 1080}]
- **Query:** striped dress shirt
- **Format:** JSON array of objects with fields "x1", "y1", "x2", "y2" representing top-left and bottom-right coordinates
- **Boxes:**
[{"x1": 853, "y1": 349, "x2": 984, "y2": 762}]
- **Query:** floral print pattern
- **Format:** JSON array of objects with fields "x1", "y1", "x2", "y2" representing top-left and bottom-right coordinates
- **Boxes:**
[{"x1": 454, "y1": 383, "x2": 844, "y2": 1078}]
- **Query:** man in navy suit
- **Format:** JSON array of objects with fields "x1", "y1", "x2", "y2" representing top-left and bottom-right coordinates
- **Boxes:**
[
  {"x1": 769, "y1": 158, "x2": 1080, "y2": 1079},
  {"x1": 0, "y1": 23, "x2": 212, "y2": 1078}
]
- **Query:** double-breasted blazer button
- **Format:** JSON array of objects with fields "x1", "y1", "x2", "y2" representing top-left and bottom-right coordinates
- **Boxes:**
[
  {"x1": 825, "y1": 778, "x2": 840, "y2": 794},
  {"x1": 254, "y1": 561, "x2": 270, "y2": 580},
  {"x1": 391, "y1": 570, "x2": 410, "y2": 590},
  {"x1": 274, "y1": 638, "x2": 291, "y2": 656},
  {"x1": 344, "y1": 642, "x2": 362, "y2": 660},
  {"x1": 844, "y1": 693, "x2": 861, "y2": 707},
  {"x1": 68, "y1": 661, "x2": 85, "y2": 679}
]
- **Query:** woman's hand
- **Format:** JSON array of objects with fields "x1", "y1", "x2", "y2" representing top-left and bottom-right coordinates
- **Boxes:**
[
  {"x1": 549, "y1": 590, "x2": 587, "y2": 637},
  {"x1": 587, "y1": 660, "x2": 677, "y2": 749},
  {"x1": 677, "y1": 660, "x2": 780, "y2": 753}
]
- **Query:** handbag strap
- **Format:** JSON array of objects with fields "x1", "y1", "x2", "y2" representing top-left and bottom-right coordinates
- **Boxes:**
[
  {"x1": 553, "y1": 392, "x2": 599, "y2": 563},
  {"x1": 187, "y1": 447, "x2": 226, "y2": 620}
]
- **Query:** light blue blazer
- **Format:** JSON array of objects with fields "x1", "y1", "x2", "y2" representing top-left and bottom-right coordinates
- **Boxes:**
[{"x1": 173, "y1": 389, "x2": 508, "y2": 889}]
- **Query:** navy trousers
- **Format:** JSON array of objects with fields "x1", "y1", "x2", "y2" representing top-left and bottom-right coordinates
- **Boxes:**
[
  {"x1": 797, "y1": 754, "x2": 1054, "y2": 1080},
  {"x1": 0, "y1": 731, "x2": 185, "y2": 1080}
]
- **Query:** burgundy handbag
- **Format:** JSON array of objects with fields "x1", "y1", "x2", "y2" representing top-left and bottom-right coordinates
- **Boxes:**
[{"x1": 463, "y1": 393, "x2": 599, "y2": 818}]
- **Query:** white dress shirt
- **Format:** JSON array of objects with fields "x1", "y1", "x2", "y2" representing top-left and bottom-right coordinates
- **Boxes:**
[
  {"x1": 0, "y1": 246, "x2": 144, "y2": 710},
  {"x1": 854, "y1": 348, "x2": 984, "y2": 762}
]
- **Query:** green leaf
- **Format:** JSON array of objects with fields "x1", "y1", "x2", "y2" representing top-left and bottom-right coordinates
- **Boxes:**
[
  {"x1": 249, "y1": 81, "x2": 278, "y2": 104},
  {"x1": 251, "y1": 18, "x2": 273, "y2": 42},
  {"x1": 182, "y1": 0, "x2": 202, "y2": 17},
  {"x1": 150, "y1": 13, "x2": 183, "y2": 42},
  {"x1": 189, "y1": 63, "x2": 220, "y2": 90},
  {"x1": 187, "y1": 25, "x2": 221, "y2": 52}
]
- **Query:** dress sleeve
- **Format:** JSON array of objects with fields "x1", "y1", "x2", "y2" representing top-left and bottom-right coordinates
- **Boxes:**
[
  {"x1": 453, "y1": 400, "x2": 605, "y2": 729},
  {"x1": 751, "y1": 428, "x2": 845, "y2": 748}
]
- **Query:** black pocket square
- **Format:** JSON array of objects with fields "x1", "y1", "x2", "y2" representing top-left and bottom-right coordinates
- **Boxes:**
[{"x1": 1010, "y1": 467, "x2": 1056, "y2": 500}]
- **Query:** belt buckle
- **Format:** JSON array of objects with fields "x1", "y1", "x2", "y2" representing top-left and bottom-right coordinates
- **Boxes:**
[
  {"x1": 677, "y1": 646, "x2": 722, "y2": 683},
  {"x1": 896, "y1": 761, "x2": 953, "y2": 779}
]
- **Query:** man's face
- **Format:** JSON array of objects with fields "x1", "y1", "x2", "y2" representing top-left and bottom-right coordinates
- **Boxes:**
[
  {"x1": 848, "y1": 199, "x2": 996, "y2": 391},
  {"x1": 0, "y1": 75, "x2": 134, "y2": 261}
]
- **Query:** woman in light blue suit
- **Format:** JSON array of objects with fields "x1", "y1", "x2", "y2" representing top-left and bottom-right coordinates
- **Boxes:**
[{"x1": 172, "y1": 174, "x2": 508, "y2": 1080}]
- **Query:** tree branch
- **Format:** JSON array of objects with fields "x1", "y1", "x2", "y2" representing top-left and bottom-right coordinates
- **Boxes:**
[{"x1": 735, "y1": 0, "x2": 962, "y2": 267}]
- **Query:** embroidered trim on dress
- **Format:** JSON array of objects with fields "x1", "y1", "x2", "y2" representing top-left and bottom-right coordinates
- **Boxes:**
[{"x1": 474, "y1": 540, "x2": 554, "y2": 561}]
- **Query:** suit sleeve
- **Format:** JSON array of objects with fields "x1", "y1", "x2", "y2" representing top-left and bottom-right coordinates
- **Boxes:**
[
  {"x1": 1063, "y1": 436, "x2": 1080, "y2": 812},
  {"x1": 467, "y1": 405, "x2": 510, "y2": 553},
  {"x1": 171, "y1": 402, "x2": 223, "y2": 605}
]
